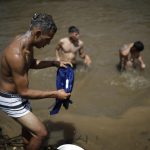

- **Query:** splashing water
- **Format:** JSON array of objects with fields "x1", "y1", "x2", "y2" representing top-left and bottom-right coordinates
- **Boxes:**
[{"x1": 110, "y1": 72, "x2": 150, "y2": 90}]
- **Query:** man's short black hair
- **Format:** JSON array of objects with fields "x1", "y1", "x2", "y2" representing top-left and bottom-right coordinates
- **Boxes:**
[
  {"x1": 68, "y1": 26, "x2": 79, "y2": 33},
  {"x1": 133, "y1": 41, "x2": 144, "y2": 51},
  {"x1": 30, "y1": 13, "x2": 57, "y2": 33}
]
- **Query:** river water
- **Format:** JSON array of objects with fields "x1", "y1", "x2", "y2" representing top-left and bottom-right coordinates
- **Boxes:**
[{"x1": 0, "y1": 0, "x2": 150, "y2": 150}]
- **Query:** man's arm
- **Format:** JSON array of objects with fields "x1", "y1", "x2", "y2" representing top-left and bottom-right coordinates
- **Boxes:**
[
  {"x1": 9, "y1": 55, "x2": 70, "y2": 100},
  {"x1": 30, "y1": 58, "x2": 72, "y2": 69},
  {"x1": 56, "y1": 42, "x2": 62, "y2": 61},
  {"x1": 138, "y1": 55, "x2": 146, "y2": 69},
  {"x1": 119, "y1": 51, "x2": 127, "y2": 72},
  {"x1": 30, "y1": 59, "x2": 60, "y2": 69},
  {"x1": 79, "y1": 46, "x2": 92, "y2": 66},
  {"x1": 118, "y1": 44, "x2": 130, "y2": 72}
]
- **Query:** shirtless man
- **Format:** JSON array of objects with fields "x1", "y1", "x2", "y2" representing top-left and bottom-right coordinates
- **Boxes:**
[
  {"x1": 118, "y1": 41, "x2": 146, "y2": 72},
  {"x1": 56, "y1": 26, "x2": 92, "y2": 67},
  {"x1": 0, "y1": 13, "x2": 71, "y2": 150}
]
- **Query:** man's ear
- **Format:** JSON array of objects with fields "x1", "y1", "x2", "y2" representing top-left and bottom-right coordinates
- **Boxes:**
[{"x1": 34, "y1": 30, "x2": 42, "y2": 40}]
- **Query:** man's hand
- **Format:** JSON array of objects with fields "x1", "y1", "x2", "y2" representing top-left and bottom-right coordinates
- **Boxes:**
[
  {"x1": 138, "y1": 56, "x2": 146, "y2": 70},
  {"x1": 84, "y1": 55, "x2": 92, "y2": 66},
  {"x1": 59, "y1": 61, "x2": 73, "y2": 68},
  {"x1": 141, "y1": 63, "x2": 146, "y2": 70},
  {"x1": 56, "y1": 89, "x2": 71, "y2": 100}
]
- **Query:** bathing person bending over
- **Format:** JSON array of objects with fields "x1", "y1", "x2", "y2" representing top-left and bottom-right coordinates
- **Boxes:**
[
  {"x1": 56, "y1": 26, "x2": 92, "y2": 67},
  {"x1": 118, "y1": 41, "x2": 146, "y2": 72},
  {"x1": 0, "y1": 13, "x2": 71, "y2": 150}
]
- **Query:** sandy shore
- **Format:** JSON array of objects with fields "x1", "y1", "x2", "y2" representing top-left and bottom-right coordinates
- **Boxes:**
[{"x1": 1, "y1": 105, "x2": 150, "y2": 150}]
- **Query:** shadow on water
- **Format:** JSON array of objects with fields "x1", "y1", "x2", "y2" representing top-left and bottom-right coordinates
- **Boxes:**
[
  {"x1": 44, "y1": 120, "x2": 75, "y2": 146},
  {"x1": 43, "y1": 120, "x2": 87, "y2": 149}
]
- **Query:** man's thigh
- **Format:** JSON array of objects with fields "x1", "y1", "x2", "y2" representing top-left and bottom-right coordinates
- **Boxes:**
[{"x1": 15, "y1": 112, "x2": 46, "y2": 136}]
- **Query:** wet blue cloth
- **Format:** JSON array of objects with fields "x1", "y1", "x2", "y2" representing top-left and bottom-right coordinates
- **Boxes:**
[{"x1": 50, "y1": 65, "x2": 74, "y2": 115}]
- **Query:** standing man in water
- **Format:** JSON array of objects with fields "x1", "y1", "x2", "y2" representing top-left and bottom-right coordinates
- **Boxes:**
[
  {"x1": 0, "y1": 13, "x2": 71, "y2": 150},
  {"x1": 118, "y1": 41, "x2": 146, "y2": 72},
  {"x1": 56, "y1": 26, "x2": 92, "y2": 68}
]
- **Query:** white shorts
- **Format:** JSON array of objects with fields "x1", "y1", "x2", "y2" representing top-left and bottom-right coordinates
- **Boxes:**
[{"x1": 0, "y1": 91, "x2": 31, "y2": 118}]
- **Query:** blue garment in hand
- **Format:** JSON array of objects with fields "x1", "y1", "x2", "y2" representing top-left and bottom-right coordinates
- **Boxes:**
[{"x1": 50, "y1": 65, "x2": 74, "y2": 115}]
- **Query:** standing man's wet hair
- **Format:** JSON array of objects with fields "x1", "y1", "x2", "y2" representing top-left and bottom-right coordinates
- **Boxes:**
[
  {"x1": 30, "y1": 13, "x2": 57, "y2": 33},
  {"x1": 68, "y1": 26, "x2": 79, "y2": 33},
  {"x1": 133, "y1": 41, "x2": 144, "y2": 52}
]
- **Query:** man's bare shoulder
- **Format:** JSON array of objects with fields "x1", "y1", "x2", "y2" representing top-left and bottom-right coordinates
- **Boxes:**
[
  {"x1": 4, "y1": 38, "x2": 25, "y2": 67},
  {"x1": 120, "y1": 43, "x2": 133, "y2": 50},
  {"x1": 5, "y1": 41, "x2": 19, "y2": 57},
  {"x1": 78, "y1": 40, "x2": 84, "y2": 48},
  {"x1": 59, "y1": 37, "x2": 69, "y2": 43},
  {"x1": 119, "y1": 43, "x2": 133, "y2": 55}
]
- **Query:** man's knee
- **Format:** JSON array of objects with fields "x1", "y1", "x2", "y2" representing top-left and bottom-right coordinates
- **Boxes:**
[
  {"x1": 37, "y1": 127, "x2": 48, "y2": 139},
  {"x1": 41, "y1": 128, "x2": 48, "y2": 138}
]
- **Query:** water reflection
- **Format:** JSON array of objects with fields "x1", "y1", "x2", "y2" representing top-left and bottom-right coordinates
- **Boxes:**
[{"x1": 0, "y1": 0, "x2": 150, "y2": 149}]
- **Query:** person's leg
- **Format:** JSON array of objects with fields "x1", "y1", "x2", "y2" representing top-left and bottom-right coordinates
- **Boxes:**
[
  {"x1": 126, "y1": 60, "x2": 133, "y2": 70},
  {"x1": 15, "y1": 112, "x2": 48, "y2": 150},
  {"x1": 22, "y1": 126, "x2": 32, "y2": 149}
]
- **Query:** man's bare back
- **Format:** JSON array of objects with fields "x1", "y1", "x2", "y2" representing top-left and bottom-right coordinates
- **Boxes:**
[{"x1": 0, "y1": 33, "x2": 32, "y2": 93}]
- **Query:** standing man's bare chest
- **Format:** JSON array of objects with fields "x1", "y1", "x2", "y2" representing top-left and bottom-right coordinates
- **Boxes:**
[{"x1": 62, "y1": 41, "x2": 81, "y2": 53}]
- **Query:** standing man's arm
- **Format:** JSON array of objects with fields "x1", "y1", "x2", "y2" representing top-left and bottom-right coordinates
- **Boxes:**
[
  {"x1": 30, "y1": 58, "x2": 72, "y2": 69},
  {"x1": 56, "y1": 41, "x2": 62, "y2": 61},
  {"x1": 30, "y1": 58, "x2": 60, "y2": 69},
  {"x1": 79, "y1": 45, "x2": 92, "y2": 66},
  {"x1": 9, "y1": 55, "x2": 70, "y2": 100}
]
